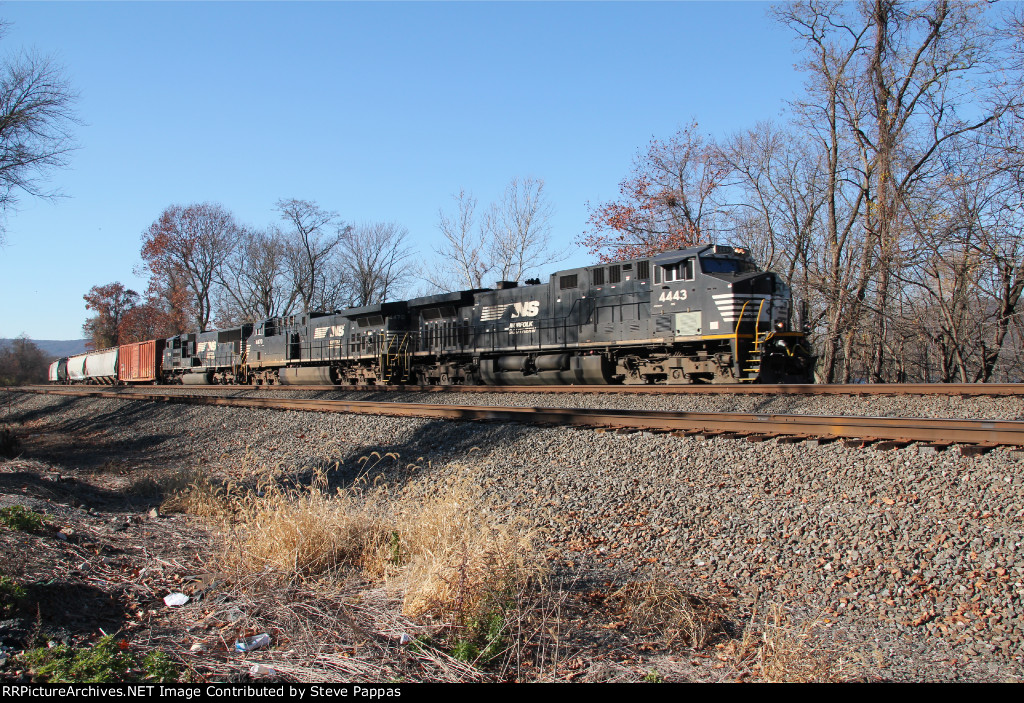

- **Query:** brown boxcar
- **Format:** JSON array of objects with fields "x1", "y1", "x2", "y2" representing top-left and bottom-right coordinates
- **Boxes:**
[{"x1": 118, "y1": 340, "x2": 165, "y2": 383}]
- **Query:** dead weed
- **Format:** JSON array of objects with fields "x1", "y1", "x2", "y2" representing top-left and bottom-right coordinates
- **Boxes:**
[
  {"x1": 731, "y1": 603, "x2": 862, "y2": 682},
  {"x1": 609, "y1": 577, "x2": 725, "y2": 649}
]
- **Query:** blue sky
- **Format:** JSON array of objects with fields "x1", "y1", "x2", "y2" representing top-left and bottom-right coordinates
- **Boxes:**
[{"x1": 0, "y1": 1, "x2": 804, "y2": 340}]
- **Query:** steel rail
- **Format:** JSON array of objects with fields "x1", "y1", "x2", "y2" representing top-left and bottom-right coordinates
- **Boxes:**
[
  {"x1": 15, "y1": 386, "x2": 1024, "y2": 447},
  {"x1": 23, "y1": 382, "x2": 1024, "y2": 396}
]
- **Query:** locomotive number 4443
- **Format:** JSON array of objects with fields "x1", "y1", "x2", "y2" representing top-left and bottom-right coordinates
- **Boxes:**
[{"x1": 658, "y1": 290, "x2": 688, "y2": 302}]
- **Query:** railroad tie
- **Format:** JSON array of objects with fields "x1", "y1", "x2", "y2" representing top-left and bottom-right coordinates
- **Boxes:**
[
  {"x1": 873, "y1": 440, "x2": 911, "y2": 451},
  {"x1": 774, "y1": 435, "x2": 807, "y2": 444},
  {"x1": 958, "y1": 444, "x2": 996, "y2": 457}
]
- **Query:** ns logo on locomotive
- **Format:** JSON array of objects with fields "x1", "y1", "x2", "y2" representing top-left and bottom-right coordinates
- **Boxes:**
[{"x1": 50, "y1": 245, "x2": 815, "y2": 387}]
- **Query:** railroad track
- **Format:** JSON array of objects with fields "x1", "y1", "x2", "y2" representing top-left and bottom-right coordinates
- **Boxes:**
[
  {"x1": 14, "y1": 386, "x2": 1024, "y2": 455},
  {"x1": 24, "y1": 382, "x2": 1024, "y2": 395}
]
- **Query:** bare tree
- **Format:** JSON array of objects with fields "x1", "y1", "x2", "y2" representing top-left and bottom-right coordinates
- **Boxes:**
[
  {"x1": 0, "y1": 37, "x2": 79, "y2": 246},
  {"x1": 430, "y1": 189, "x2": 490, "y2": 290},
  {"x1": 487, "y1": 177, "x2": 567, "y2": 282},
  {"x1": 215, "y1": 227, "x2": 295, "y2": 325},
  {"x1": 941, "y1": 125, "x2": 1024, "y2": 383},
  {"x1": 858, "y1": 1, "x2": 1003, "y2": 381},
  {"x1": 429, "y1": 179, "x2": 562, "y2": 291},
  {"x1": 276, "y1": 198, "x2": 350, "y2": 312},
  {"x1": 341, "y1": 222, "x2": 413, "y2": 307},
  {"x1": 773, "y1": 0, "x2": 1004, "y2": 382},
  {"x1": 898, "y1": 164, "x2": 988, "y2": 383},
  {"x1": 718, "y1": 121, "x2": 826, "y2": 293}
]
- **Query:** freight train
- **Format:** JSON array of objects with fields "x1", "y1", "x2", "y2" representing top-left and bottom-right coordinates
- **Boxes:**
[{"x1": 49, "y1": 244, "x2": 815, "y2": 386}]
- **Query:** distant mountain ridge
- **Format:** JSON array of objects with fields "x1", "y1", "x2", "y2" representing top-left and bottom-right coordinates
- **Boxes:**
[{"x1": 0, "y1": 338, "x2": 89, "y2": 358}]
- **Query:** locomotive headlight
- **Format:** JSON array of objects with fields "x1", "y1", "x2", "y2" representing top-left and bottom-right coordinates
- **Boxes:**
[{"x1": 775, "y1": 322, "x2": 785, "y2": 330}]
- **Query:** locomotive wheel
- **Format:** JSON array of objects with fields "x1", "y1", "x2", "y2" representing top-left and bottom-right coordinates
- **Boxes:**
[{"x1": 439, "y1": 373, "x2": 451, "y2": 385}]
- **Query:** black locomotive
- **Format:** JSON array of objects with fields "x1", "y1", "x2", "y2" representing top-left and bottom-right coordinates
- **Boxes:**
[
  {"x1": 160, "y1": 244, "x2": 814, "y2": 386},
  {"x1": 53, "y1": 245, "x2": 815, "y2": 386}
]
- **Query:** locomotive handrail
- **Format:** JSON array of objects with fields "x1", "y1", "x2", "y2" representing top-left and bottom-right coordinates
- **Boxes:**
[
  {"x1": 755, "y1": 298, "x2": 764, "y2": 339},
  {"x1": 379, "y1": 331, "x2": 415, "y2": 382},
  {"x1": 735, "y1": 299, "x2": 751, "y2": 337},
  {"x1": 235, "y1": 349, "x2": 248, "y2": 381}
]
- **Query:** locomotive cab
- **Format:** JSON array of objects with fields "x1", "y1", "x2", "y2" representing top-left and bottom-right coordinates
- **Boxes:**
[
  {"x1": 688, "y1": 246, "x2": 811, "y2": 383},
  {"x1": 637, "y1": 245, "x2": 812, "y2": 383},
  {"x1": 193, "y1": 324, "x2": 253, "y2": 384},
  {"x1": 652, "y1": 251, "x2": 702, "y2": 336},
  {"x1": 162, "y1": 333, "x2": 198, "y2": 379}
]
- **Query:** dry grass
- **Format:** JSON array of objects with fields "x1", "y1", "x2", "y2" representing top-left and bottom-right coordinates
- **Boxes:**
[
  {"x1": 223, "y1": 472, "x2": 385, "y2": 576},
  {"x1": 159, "y1": 467, "x2": 236, "y2": 520},
  {"x1": 369, "y1": 475, "x2": 544, "y2": 625},
  {"x1": 732, "y1": 603, "x2": 862, "y2": 682},
  {"x1": 609, "y1": 577, "x2": 724, "y2": 649},
  {"x1": 162, "y1": 454, "x2": 550, "y2": 674}
]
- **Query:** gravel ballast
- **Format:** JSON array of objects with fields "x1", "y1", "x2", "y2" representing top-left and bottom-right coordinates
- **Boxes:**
[{"x1": 3, "y1": 389, "x2": 1023, "y2": 681}]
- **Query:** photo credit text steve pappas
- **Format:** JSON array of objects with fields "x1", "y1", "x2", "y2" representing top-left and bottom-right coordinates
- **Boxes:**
[{"x1": 0, "y1": 683, "x2": 433, "y2": 700}]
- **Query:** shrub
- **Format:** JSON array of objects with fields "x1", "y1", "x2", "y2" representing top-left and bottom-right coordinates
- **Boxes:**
[
  {"x1": 0, "y1": 576, "x2": 27, "y2": 617},
  {"x1": 0, "y1": 505, "x2": 47, "y2": 532},
  {"x1": 159, "y1": 467, "x2": 235, "y2": 520},
  {"x1": 21, "y1": 635, "x2": 178, "y2": 683},
  {"x1": 226, "y1": 472, "x2": 384, "y2": 575}
]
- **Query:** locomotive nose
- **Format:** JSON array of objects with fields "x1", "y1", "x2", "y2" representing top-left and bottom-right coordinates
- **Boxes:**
[{"x1": 729, "y1": 271, "x2": 775, "y2": 296}]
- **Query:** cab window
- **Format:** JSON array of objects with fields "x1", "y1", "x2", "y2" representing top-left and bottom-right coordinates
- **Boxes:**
[
  {"x1": 700, "y1": 258, "x2": 757, "y2": 274},
  {"x1": 662, "y1": 258, "x2": 694, "y2": 282}
]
